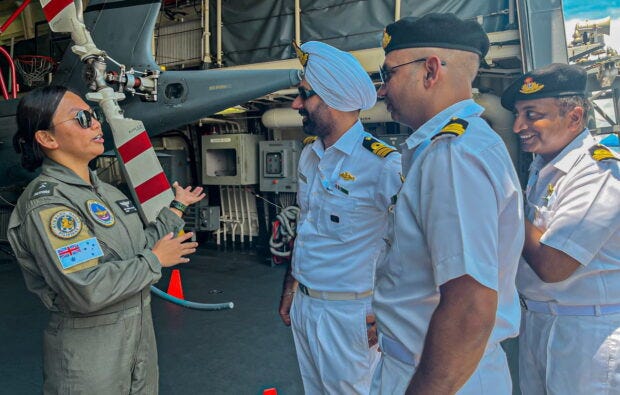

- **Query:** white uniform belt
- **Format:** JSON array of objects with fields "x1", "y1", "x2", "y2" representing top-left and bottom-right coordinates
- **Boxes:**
[
  {"x1": 297, "y1": 283, "x2": 372, "y2": 301},
  {"x1": 378, "y1": 332, "x2": 417, "y2": 366},
  {"x1": 523, "y1": 298, "x2": 620, "y2": 316}
]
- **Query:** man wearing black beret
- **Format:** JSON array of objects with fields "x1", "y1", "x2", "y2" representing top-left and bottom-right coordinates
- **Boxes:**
[
  {"x1": 372, "y1": 12, "x2": 524, "y2": 394},
  {"x1": 502, "y1": 63, "x2": 620, "y2": 395}
]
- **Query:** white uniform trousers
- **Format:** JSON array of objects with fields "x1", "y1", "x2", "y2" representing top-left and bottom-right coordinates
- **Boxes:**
[
  {"x1": 290, "y1": 291, "x2": 380, "y2": 394},
  {"x1": 370, "y1": 342, "x2": 512, "y2": 394},
  {"x1": 520, "y1": 310, "x2": 620, "y2": 395}
]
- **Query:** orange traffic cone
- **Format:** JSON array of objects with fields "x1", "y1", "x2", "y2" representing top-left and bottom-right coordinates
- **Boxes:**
[
  {"x1": 167, "y1": 269, "x2": 185, "y2": 299},
  {"x1": 263, "y1": 388, "x2": 277, "y2": 395}
]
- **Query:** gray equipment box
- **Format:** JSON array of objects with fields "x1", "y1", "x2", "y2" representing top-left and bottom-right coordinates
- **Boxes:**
[
  {"x1": 202, "y1": 134, "x2": 263, "y2": 185},
  {"x1": 259, "y1": 140, "x2": 303, "y2": 192}
]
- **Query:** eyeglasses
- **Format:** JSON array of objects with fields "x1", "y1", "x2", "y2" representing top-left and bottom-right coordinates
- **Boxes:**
[
  {"x1": 51, "y1": 108, "x2": 102, "y2": 129},
  {"x1": 379, "y1": 57, "x2": 446, "y2": 84},
  {"x1": 297, "y1": 86, "x2": 317, "y2": 100}
]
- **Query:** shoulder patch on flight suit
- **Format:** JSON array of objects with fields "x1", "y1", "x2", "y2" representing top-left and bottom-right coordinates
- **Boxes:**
[
  {"x1": 50, "y1": 210, "x2": 82, "y2": 239},
  {"x1": 431, "y1": 117, "x2": 468, "y2": 141},
  {"x1": 590, "y1": 144, "x2": 620, "y2": 162},
  {"x1": 31, "y1": 181, "x2": 57, "y2": 199},
  {"x1": 39, "y1": 206, "x2": 102, "y2": 273},
  {"x1": 86, "y1": 200, "x2": 116, "y2": 227},
  {"x1": 362, "y1": 136, "x2": 396, "y2": 158},
  {"x1": 303, "y1": 136, "x2": 318, "y2": 145}
]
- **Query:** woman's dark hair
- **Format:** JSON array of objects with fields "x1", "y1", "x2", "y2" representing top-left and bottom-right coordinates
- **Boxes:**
[{"x1": 13, "y1": 85, "x2": 69, "y2": 171}]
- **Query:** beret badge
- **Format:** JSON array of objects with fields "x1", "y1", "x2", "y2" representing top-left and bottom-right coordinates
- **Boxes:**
[
  {"x1": 519, "y1": 77, "x2": 545, "y2": 95},
  {"x1": 292, "y1": 40, "x2": 309, "y2": 67},
  {"x1": 382, "y1": 30, "x2": 392, "y2": 49}
]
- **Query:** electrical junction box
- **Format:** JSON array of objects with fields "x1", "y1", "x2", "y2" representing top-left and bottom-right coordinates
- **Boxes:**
[
  {"x1": 198, "y1": 205, "x2": 220, "y2": 231},
  {"x1": 202, "y1": 134, "x2": 263, "y2": 185},
  {"x1": 259, "y1": 140, "x2": 302, "y2": 192}
]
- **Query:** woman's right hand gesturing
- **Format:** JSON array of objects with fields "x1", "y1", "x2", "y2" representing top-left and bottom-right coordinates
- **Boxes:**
[{"x1": 152, "y1": 232, "x2": 198, "y2": 267}]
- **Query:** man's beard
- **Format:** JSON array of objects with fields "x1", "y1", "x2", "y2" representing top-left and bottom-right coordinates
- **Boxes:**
[{"x1": 299, "y1": 108, "x2": 327, "y2": 137}]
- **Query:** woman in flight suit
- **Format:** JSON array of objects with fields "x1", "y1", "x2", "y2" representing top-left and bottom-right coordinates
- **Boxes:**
[{"x1": 8, "y1": 85, "x2": 204, "y2": 394}]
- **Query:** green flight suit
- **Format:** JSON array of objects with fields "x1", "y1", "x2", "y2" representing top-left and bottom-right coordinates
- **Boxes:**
[{"x1": 8, "y1": 158, "x2": 184, "y2": 394}]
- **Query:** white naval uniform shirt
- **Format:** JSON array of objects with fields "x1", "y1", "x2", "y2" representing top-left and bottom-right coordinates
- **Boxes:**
[
  {"x1": 292, "y1": 120, "x2": 402, "y2": 293},
  {"x1": 517, "y1": 129, "x2": 620, "y2": 305},
  {"x1": 373, "y1": 99, "x2": 524, "y2": 359}
]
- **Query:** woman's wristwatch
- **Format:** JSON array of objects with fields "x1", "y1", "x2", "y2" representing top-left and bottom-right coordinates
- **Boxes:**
[{"x1": 169, "y1": 200, "x2": 187, "y2": 214}]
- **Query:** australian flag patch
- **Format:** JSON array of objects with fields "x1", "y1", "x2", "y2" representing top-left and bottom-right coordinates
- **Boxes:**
[{"x1": 55, "y1": 237, "x2": 104, "y2": 269}]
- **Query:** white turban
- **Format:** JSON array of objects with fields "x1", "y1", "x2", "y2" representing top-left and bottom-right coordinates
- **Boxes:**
[{"x1": 301, "y1": 41, "x2": 376, "y2": 111}]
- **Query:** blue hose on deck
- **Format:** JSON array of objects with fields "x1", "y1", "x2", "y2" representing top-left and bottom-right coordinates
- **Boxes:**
[{"x1": 150, "y1": 286, "x2": 234, "y2": 310}]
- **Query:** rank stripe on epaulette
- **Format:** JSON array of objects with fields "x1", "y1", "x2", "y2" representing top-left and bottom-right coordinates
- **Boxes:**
[
  {"x1": 362, "y1": 137, "x2": 396, "y2": 158},
  {"x1": 589, "y1": 144, "x2": 619, "y2": 162},
  {"x1": 431, "y1": 118, "x2": 468, "y2": 140},
  {"x1": 303, "y1": 136, "x2": 318, "y2": 145}
]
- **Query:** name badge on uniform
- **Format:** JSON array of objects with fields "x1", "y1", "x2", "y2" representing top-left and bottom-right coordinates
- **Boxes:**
[
  {"x1": 334, "y1": 183, "x2": 349, "y2": 195},
  {"x1": 86, "y1": 200, "x2": 116, "y2": 227},
  {"x1": 116, "y1": 199, "x2": 138, "y2": 214},
  {"x1": 55, "y1": 237, "x2": 104, "y2": 269},
  {"x1": 299, "y1": 172, "x2": 308, "y2": 184}
]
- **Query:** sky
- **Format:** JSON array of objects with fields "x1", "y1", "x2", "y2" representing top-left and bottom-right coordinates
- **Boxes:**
[
  {"x1": 563, "y1": 0, "x2": 620, "y2": 51},
  {"x1": 563, "y1": 0, "x2": 620, "y2": 127}
]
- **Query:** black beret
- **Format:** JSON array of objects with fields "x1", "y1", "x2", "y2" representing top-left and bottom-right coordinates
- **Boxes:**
[
  {"x1": 382, "y1": 13, "x2": 489, "y2": 57},
  {"x1": 500, "y1": 63, "x2": 587, "y2": 110}
]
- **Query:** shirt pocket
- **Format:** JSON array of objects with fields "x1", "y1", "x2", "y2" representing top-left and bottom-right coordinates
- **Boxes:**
[{"x1": 317, "y1": 194, "x2": 357, "y2": 242}]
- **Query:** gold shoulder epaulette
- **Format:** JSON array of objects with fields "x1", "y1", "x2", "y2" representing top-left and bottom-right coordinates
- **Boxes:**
[
  {"x1": 362, "y1": 136, "x2": 396, "y2": 158},
  {"x1": 431, "y1": 117, "x2": 468, "y2": 141},
  {"x1": 590, "y1": 144, "x2": 620, "y2": 162},
  {"x1": 303, "y1": 136, "x2": 318, "y2": 145}
]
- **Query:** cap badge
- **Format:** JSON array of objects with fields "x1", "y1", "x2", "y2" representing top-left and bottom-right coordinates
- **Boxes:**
[
  {"x1": 292, "y1": 41, "x2": 309, "y2": 67},
  {"x1": 86, "y1": 200, "x2": 116, "y2": 227},
  {"x1": 382, "y1": 30, "x2": 392, "y2": 49},
  {"x1": 339, "y1": 171, "x2": 356, "y2": 181},
  {"x1": 50, "y1": 210, "x2": 82, "y2": 239},
  {"x1": 519, "y1": 77, "x2": 544, "y2": 94}
]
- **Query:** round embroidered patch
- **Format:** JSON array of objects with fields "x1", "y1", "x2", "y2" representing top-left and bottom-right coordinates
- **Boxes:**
[
  {"x1": 86, "y1": 200, "x2": 115, "y2": 227},
  {"x1": 50, "y1": 210, "x2": 82, "y2": 239}
]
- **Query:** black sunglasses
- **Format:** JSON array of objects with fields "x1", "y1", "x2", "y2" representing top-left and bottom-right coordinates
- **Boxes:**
[
  {"x1": 297, "y1": 86, "x2": 317, "y2": 100},
  {"x1": 379, "y1": 57, "x2": 446, "y2": 84},
  {"x1": 51, "y1": 108, "x2": 102, "y2": 129}
]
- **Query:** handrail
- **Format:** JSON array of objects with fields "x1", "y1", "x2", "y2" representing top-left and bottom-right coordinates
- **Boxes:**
[
  {"x1": 0, "y1": 46, "x2": 17, "y2": 99},
  {"x1": 0, "y1": 0, "x2": 30, "y2": 99}
]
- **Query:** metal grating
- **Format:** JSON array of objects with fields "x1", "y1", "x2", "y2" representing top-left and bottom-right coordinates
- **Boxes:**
[{"x1": 155, "y1": 18, "x2": 202, "y2": 67}]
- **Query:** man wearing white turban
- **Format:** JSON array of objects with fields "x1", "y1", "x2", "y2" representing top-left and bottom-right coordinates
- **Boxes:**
[{"x1": 278, "y1": 41, "x2": 402, "y2": 394}]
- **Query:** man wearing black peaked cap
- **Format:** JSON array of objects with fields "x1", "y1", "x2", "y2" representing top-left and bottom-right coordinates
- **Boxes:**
[
  {"x1": 372, "y1": 13, "x2": 524, "y2": 394},
  {"x1": 502, "y1": 63, "x2": 620, "y2": 395}
]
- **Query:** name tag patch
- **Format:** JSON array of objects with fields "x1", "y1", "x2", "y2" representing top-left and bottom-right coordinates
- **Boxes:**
[
  {"x1": 116, "y1": 199, "x2": 138, "y2": 214},
  {"x1": 55, "y1": 237, "x2": 104, "y2": 269}
]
